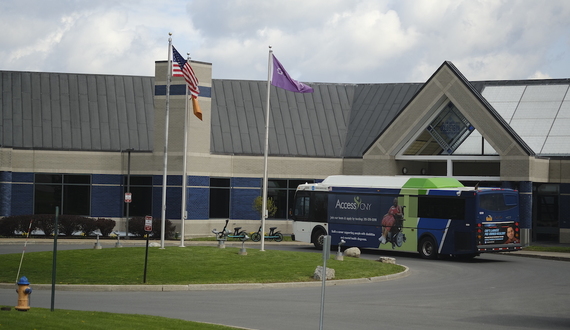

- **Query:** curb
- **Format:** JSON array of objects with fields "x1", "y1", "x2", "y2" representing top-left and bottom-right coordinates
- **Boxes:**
[
  {"x1": 501, "y1": 251, "x2": 570, "y2": 262},
  {"x1": 0, "y1": 266, "x2": 409, "y2": 292}
]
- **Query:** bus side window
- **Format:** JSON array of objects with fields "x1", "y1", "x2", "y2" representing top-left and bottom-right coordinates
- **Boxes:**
[
  {"x1": 418, "y1": 196, "x2": 466, "y2": 220},
  {"x1": 313, "y1": 192, "x2": 327, "y2": 222}
]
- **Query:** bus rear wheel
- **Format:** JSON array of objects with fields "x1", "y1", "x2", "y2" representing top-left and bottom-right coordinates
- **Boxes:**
[
  {"x1": 419, "y1": 237, "x2": 438, "y2": 259},
  {"x1": 312, "y1": 229, "x2": 326, "y2": 250}
]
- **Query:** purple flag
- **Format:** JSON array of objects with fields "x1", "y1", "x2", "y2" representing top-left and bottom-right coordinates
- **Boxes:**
[{"x1": 271, "y1": 55, "x2": 314, "y2": 93}]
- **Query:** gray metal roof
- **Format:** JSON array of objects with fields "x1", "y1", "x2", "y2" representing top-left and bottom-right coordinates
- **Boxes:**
[
  {"x1": 212, "y1": 69, "x2": 570, "y2": 158},
  {"x1": 0, "y1": 70, "x2": 155, "y2": 151},
  {"x1": 210, "y1": 79, "x2": 423, "y2": 158},
  {"x1": 3, "y1": 67, "x2": 569, "y2": 158}
]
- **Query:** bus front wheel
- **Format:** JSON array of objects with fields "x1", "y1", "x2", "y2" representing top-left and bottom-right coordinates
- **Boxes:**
[
  {"x1": 312, "y1": 229, "x2": 326, "y2": 250},
  {"x1": 419, "y1": 237, "x2": 438, "y2": 259}
]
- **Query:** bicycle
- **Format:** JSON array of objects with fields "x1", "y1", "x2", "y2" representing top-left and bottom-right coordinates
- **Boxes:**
[
  {"x1": 212, "y1": 219, "x2": 248, "y2": 241},
  {"x1": 250, "y1": 226, "x2": 283, "y2": 242}
]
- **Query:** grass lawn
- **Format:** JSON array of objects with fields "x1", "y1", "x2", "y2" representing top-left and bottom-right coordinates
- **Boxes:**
[
  {"x1": 0, "y1": 246, "x2": 404, "y2": 285},
  {"x1": 523, "y1": 245, "x2": 570, "y2": 253},
  {"x1": 0, "y1": 307, "x2": 240, "y2": 329}
]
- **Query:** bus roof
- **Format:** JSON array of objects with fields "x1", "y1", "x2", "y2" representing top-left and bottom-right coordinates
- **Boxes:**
[
  {"x1": 316, "y1": 175, "x2": 464, "y2": 189},
  {"x1": 321, "y1": 175, "x2": 411, "y2": 188},
  {"x1": 402, "y1": 177, "x2": 464, "y2": 189}
]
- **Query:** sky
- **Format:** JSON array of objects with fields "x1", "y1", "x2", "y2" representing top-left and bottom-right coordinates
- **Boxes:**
[{"x1": 1, "y1": 0, "x2": 569, "y2": 84}]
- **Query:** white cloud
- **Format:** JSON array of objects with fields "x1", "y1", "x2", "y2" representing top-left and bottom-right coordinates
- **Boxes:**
[
  {"x1": 528, "y1": 71, "x2": 552, "y2": 80},
  {"x1": 0, "y1": 0, "x2": 569, "y2": 83}
]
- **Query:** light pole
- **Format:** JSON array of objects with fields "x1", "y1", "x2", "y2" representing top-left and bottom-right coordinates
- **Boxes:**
[{"x1": 125, "y1": 148, "x2": 134, "y2": 240}]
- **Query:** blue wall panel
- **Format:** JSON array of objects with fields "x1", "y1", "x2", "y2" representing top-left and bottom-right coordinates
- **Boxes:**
[
  {"x1": 92, "y1": 174, "x2": 122, "y2": 185},
  {"x1": 231, "y1": 188, "x2": 262, "y2": 220},
  {"x1": 12, "y1": 172, "x2": 33, "y2": 183},
  {"x1": 232, "y1": 177, "x2": 261, "y2": 188},
  {"x1": 151, "y1": 185, "x2": 182, "y2": 219},
  {"x1": 166, "y1": 186, "x2": 181, "y2": 219},
  {"x1": 188, "y1": 175, "x2": 209, "y2": 187},
  {"x1": 0, "y1": 171, "x2": 12, "y2": 216},
  {"x1": 11, "y1": 183, "x2": 33, "y2": 215},
  {"x1": 91, "y1": 185, "x2": 122, "y2": 217},
  {"x1": 519, "y1": 181, "x2": 532, "y2": 229},
  {"x1": 0, "y1": 171, "x2": 12, "y2": 182},
  {"x1": 152, "y1": 186, "x2": 162, "y2": 219},
  {"x1": 188, "y1": 187, "x2": 209, "y2": 219}
]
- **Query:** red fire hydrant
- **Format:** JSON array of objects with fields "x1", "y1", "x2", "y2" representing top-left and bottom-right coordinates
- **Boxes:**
[{"x1": 15, "y1": 276, "x2": 32, "y2": 311}]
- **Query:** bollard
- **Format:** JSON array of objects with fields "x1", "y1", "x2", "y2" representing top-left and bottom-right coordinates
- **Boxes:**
[
  {"x1": 115, "y1": 234, "x2": 123, "y2": 248},
  {"x1": 94, "y1": 234, "x2": 103, "y2": 249},
  {"x1": 15, "y1": 276, "x2": 32, "y2": 311},
  {"x1": 238, "y1": 235, "x2": 249, "y2": 255},
  {"x1": 212, "y1": 228, "x2": 226, "y2": 249},
  {"x1": 335, "y1": 239, "x2": 346, "y2": 261},
  {"x1": 217, "y1": 239, "x2": 226, "y2": 248}
]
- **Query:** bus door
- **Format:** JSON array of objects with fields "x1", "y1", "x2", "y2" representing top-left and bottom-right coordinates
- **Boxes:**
[{"x1": 417, "y1": 193, "x2": 473, "y2": 255}]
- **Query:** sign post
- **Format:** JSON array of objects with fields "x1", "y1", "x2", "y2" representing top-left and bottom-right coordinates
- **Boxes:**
[
  {"x1": 143, "y1": 215, "x2": 152, "y2": 283},
  {"x1": 124, "y1": 191, "x2": 132, "y2": 240},
  {"x1": 319, "y1": 235, "x2": 331, "y2": 330}
]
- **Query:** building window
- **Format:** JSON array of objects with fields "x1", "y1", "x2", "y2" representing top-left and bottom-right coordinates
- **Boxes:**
[
  {"x1": 535, "y1": 184, "x2": 559, "y2": 241},
  {"x1": 210, "y1": 178, "x2": 230, "y2": 218},
  {"x1": 404, "y1": 102, "x2": 474, "y2": 155},
  {"x1": 34, "y1": 174, "x2": 91, "y2": 215},
  {"x1": 124, "y1": 176, "x2": 153, "y2": 217},
  {"x1": 267, "y1": 179, "x2": 314, "y2": 219}
]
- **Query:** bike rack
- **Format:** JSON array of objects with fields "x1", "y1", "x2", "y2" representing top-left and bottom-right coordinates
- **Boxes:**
[
  {"x1": 115, "y1": 233, "x2": 123, "y2": 248},
  {"x1": 336, "y1": 239, "x2": 346, "y2": 261},
  {"x1": 212, "y1": 228, "x2": 229, "y2": 249},
  {"x1": 238, "y1": 234, "x2": 250, "y2": 255},
  {"x1": 94, "y1": 234, "x2": 103, "y2": 249}
]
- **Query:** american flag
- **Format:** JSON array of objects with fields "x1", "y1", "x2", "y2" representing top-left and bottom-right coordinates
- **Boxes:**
[
  {"x1": 172, "y1": 45, "x2": 202, "y2": 120},
  {"x1": 172, "y1": 62, "x2": 183, "y2": 77},
  {"x1": 172, "y1": 46, "x2": 200, "y2": 97}
]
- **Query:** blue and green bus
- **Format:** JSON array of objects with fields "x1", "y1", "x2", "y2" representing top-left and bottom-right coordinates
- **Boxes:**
[{"x1": 291, "y1": 176, "x2": 522, "y2": 259}]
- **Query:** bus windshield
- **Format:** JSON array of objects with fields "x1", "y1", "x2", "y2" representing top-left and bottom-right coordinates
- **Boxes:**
[{"x1": 479, "y1": 192, "x2": 518, "y2": 212}]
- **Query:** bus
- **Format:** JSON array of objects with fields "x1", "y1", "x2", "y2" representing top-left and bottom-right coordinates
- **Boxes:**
[{"x1": 291, "y1": 175, "x2": 522, "y2": 259}]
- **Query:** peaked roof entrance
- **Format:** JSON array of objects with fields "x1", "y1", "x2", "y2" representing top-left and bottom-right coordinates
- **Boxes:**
[{"x1": 364, "y1": 61, "x2": 535, "y2": 180}]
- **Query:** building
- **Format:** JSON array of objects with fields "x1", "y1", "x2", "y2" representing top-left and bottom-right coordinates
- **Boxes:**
[{"x1": 1, "y1": 60, "x2": 569, "y2": 244}]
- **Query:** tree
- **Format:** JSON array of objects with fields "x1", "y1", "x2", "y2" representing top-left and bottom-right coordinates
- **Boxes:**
[{"x1": 253, "y1": 196, "x2": 277, "y2": 218}]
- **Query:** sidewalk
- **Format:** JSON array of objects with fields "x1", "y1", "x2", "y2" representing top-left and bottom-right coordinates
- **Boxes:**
[
  {"x1": 503, "y1": 249, "x2": 570, "y2": 262},
  {"x1": 0, "y1": 237, "x2": 305, "y2": 247},
  {"x1": 2, "y1": 238, "x2": 570, "y2": 259}
]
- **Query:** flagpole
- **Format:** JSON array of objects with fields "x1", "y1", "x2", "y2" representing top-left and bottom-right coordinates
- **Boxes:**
[
  {"x1": 160, "y1": 33, "x2": 173, "y2": 249},
  {"x1": 261, "y1": 46, "x2": 273, "y2": 252},
  {"x1": 179, "y1": 53, "x2": 190, "y2": 248}
]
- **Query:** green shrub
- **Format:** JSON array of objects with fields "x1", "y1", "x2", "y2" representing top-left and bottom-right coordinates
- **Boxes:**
[
  {"x1": 58, "y1": 215, "x2": 83, "y2": 236},
  {"x1": 35, "y1": 214, "x2": 56, "y2": 237},
  {"x1": 95, "y1": 218, "x2": 116, "y2": 237},
  {"x1": 0, "y1": 218, "x2": 15, "y2": 236},
  {"x1": 77, "y1": 217, "x2": 98, "y2": 236}
]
